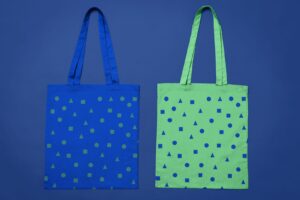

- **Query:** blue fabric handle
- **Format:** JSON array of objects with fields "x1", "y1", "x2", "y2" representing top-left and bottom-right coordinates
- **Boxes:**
[{"x1": 68, "y1": 7, "x2": 119, "y2": 85}]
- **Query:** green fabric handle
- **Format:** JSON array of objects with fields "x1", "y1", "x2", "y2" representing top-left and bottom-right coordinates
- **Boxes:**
[{"x1": 180, "y1": 5, "x2": 228, "y2": 86}]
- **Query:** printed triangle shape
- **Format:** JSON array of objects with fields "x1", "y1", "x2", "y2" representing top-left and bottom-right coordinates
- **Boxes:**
[
  {"x1": 194, "y1": 121, "x2": 197, "y2": 126},
  {"x1": 83, "y1": 120, "x2": 88, "y2": 126},
  {"x1": 213, "y1": 165, "x2": 217, "y2": 170},
  {"x1": 211, "y1": 153, "x2": 215, "y2": 158},
  {"x1": 189, "y1": 134, "x2": 194, "y2": 139},
  {"x1": 182, "y1": 112, "x2": 186, "y2": 117},
  {"x1": 239, "y1": 114, "x2": 243, "y2": 118},
  {"x1": 163, "y1": 164, "x2": 167, "y2": 168},
  {"x1": 218, "y1": 97, "x2": 222, "y2": 102},
  {"x1": 225, "y1": 157, "x2": 229, "y2": 162},
  {"x1": 198, "y1": 109, "x2": 203, "y2": 113},
  {"x1": 179, "y1": 99, "x2": 182, "y2": 103},
  {"x1": 167, "y1": 152, "x2": 171, "y2": 157},
  {"x1": 162, "y1": 131, "x2": 166, "y2": 135}
]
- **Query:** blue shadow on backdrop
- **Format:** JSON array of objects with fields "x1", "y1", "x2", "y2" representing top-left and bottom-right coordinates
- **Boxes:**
[{"x1": 0, "y1": 0, "x2": 299, "y2": 199}]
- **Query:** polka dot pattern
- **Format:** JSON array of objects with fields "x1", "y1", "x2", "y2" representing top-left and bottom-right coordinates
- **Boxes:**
[
  {"x1": 45, "y1": 91, "x2": 139, "y2": 189},
  {"x1": 156, "y1": 93, "x2": 248, "y2": 189}
]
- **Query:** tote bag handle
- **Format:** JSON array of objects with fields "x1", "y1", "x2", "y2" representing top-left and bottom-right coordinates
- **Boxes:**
[
  {"x1": 68, "y1": 7, "x2": 119, "y2": 85},
  {"x1": 180, "y1": 5, "x2": 227, "y2": 86}
]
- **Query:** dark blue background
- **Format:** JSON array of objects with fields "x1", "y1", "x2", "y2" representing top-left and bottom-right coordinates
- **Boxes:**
[{"x1": 0, "y1": 0, "x2": 299, "y2": 199}]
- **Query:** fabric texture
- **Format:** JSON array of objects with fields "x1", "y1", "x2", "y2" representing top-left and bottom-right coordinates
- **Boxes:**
[
  {"x1": 155, "y1": 5, "x2": 249, "y2": 189},
  {"x1": 44, "y1": 7, "x2": 139, "y2": 189}
]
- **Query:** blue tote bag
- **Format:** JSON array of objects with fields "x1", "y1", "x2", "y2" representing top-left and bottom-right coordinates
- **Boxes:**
[{"x1": 44, "y1": 7, "x2": 139, "y2": 189}]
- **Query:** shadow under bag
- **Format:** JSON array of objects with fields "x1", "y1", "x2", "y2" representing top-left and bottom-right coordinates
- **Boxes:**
[
  {"x1": 44, "y1": 7, "x2": 139, "y2": 189},
  {"x1": 155, "y1": 6, "x2": 249, "y2": 189}
]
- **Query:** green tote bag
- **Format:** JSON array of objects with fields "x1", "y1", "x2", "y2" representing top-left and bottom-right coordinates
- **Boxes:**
[{"x1": 155, "y1": 5, "x2": 249, "y2": 189}]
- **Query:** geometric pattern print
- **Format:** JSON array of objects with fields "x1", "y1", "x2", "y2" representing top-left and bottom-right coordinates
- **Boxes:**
[
  {"x1": 44, "y1": 92, "x2": 139, "y2": 189},
  {"x1": 156, "y1": 94, "x2": 248, "y2": 189}
]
